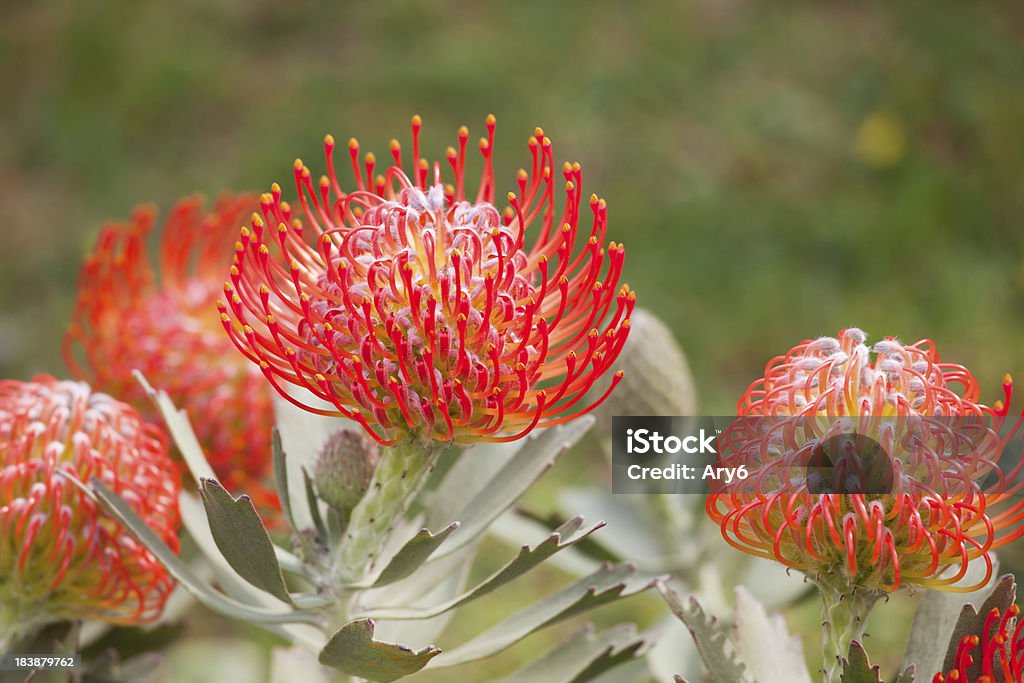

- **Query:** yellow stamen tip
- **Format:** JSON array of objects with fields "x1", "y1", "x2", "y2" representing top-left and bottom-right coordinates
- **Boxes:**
[{"x1": 324, "y1": 134, "x2": 335, "y2": 145}]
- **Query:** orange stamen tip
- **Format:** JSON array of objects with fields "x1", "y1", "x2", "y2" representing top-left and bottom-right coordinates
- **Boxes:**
[
  {"x1": 324, "y1": 134, "x2": 335, "y2": 146},
  {"x1": 271, "y1": 182, "x2": 282, "y2": 193},
  {"x1": 562, "y1": 161, "x2": 572, "y2": 172},
  {"x1": 411, "y1": 114, "x2": 422, "y2": 126},
  {"x1": 389, "y1": 138, "x2": 401, "y2": 150},
  {"x1": 458, "y1": 125, "x2": 469, "y2": 137},
  {"x1": 534, "y1": 127, "x2": 544, "y2": 137},
  {"x1": 417, "y1": 158, "x2": 428, "y2": 169},
  {"x1": 572, "y1": 162, "x2": 581, "y2": 171},
  {"x1": 1004, "y1": 373, "x2": 1013, "y2": 385},
  {"x1": 365, "y1": 152, "x2": 376, "y2": 164},
  {"x1": 507, "y1": 192, "x2": 516, "y2": 202},
  {"x1": 293, "y1": 159, "x2": 304, "y2": 170},
  {"x1": 347, "y1": 137, "x2": 359, "y2": 149},
  {"x1": 319, "y1": 176, "x2": 330, "y2": 187},
  {"x1": 486, "y1": 114, "x2": 496, "y2": 125},
  {"x1": 479, "y1": 137, "x2": 489, "y2": 149},
  {"x1": 446, "y1": 146, "x2": 457, "y2": 159},
  {"x1": 614, "y1": 371, "x2": 625, "y2": 378}
]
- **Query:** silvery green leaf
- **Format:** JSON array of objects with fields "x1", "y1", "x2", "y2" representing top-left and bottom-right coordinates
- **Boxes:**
[
  {"x1": 560, "y1": 488, "x2": 668, "y2": 563},
  {"x1": 361, "y1": 517, "x2": 606, "y2": 619},
  {"x1": 73, "y1": 474, "x2": 320, "y2": 626},
  {"x1": 658, "y1": 583, "x2": 751, "y2": 683},
  {"x1": 901, "y1": 557, "x2": 998, "y2": 677},
  {"x1": 134, "y1": 371, "x2": 216, "y2": 482},
  {"x1": 302, "y1": 466, "x2": 328, "y2": 541},
  {"x1": 585, "y1": 659, "x2": 655, "y2": 683},
  {"x1": 424, "y1": 438, "x2": 523, "y2": 528},
  {"x1": 940, "y1": 573, "x2": 1016, "y2": 679},
  {"x1": 199, "y1": 478, "x2": 294, "y2": 604},
  {"x1": 432, "y1": 418, "x2": 594, "y2": 560},
  {"x1": 647, "y1": 614, "x2": 702, "y2": 683},
  {"x1": 318, "y1": 619, "x2": 441, "y2": 681},
  {"x1": 893, "y1": 666, "x2": 916, "y2": 683},
  {"x1": 736, "y1": 558, "x2": 810, "y2": 611},
  {"x1": 731, "y1": 586, "x2": 812, "y2": 683},
  {"x1": 841, "y1": 641, "x2": 882, "y2": 683},
  {"x1": 489, "y1": 511, "x2": 601, "y2": 577},
  {"x1": 428, "y1": 562, "x2": 657, "y2": 667},
  {"x1": 272, "y1": 428, "x2": 296, "y2": 531},
  {"x1": 501, "y1": 623, "x2": 648, "y2": 683},
  {"x1": 272, "y1": 389, "x2": 356, "y2": 531},
  {"x1": 369, "y1": 522, "x2": 460, "y2": 587},
  {"x1": 369, "y1": 547, "x2": 476, "y2": 647}
]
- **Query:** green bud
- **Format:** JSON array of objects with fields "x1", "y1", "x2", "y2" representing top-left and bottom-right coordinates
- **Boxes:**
[{"x1": 314, "y1": 429, "x2": 381, "y2": 514}]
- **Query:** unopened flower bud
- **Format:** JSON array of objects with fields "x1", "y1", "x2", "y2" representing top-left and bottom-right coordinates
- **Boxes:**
[{"x1": 314, "y1": 429, "x2": 381, "y2": 514}]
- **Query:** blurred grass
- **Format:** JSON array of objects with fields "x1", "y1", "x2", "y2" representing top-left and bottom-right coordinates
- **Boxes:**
[{"x1": 4, "y1": 0, "x2": 1024, "y2": 678}]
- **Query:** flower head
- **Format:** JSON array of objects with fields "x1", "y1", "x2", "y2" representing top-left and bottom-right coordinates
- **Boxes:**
[
  {"x1": 707, "y1": 328, "x2": 1024, "y2": 592},
  {"x1": 219, "y1": 115, "x2": 633, "y2": 445},
  {"x1": 935, "y1": 605, "x2": 1023, "y2": 682},
  {"x1": 64, "y1": 195, "x2": 278, "y2": 510},
  {"x1": 0, "y1": 376, "x2": 180, "y2": 631}
]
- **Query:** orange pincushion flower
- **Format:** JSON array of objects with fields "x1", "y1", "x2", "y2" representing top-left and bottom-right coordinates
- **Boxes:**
[
  {"x1": 706, "y1": 328, "x2": 1024, "y2": 592},
  {"x1": 0, "y1": 376, "x2": 179, "y2": 633},
  {"x1": 219, "y1": 115, "x2": 633, "y2": 445},
  {"x1": 64, "y1": 195, "x2": 277, "y2": 510},
  {"x1": 935, "y1": 605, "x2": 1024, "y2": 682}
]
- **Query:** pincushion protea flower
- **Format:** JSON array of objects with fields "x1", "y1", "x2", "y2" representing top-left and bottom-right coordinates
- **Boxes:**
[
  {"x1": 63, "y1": 195, "x2": 278, "y2": 511},
  {"x1": 707, "y1": 327, "x2": 1024, "y2": 593},
  {"x1": 0, "y1": 376, "x2": 180, "y2": 646},
  {"x1": 935, "y1": 605, "x2": 1023, "y2": 682},
  {"x1": 705, "y1": 328, "x2": 1024, "y2": 682},
  {"x1": 219, "y1": 115, "x2": 633, "y2": 445}
]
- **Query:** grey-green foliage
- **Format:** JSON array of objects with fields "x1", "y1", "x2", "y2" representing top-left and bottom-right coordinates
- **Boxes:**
[{"x1": 81, "y1": 378, "x2": 659, "y2": 682}]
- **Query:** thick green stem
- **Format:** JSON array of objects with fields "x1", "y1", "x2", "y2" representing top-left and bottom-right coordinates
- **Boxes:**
[
  {"x1": 817, "y1": 579, "x2": 882, "y2": 683},
  {"x1": 336, "y1": 440, "x2": 439, "y2": 582}
]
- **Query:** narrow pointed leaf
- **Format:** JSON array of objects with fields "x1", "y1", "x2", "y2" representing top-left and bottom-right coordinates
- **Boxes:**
[
  {"x1": 199, "y1": 478, "x2": 293, "y2": 604},
  {"x1": 371, "y1": 523, "x2": 460, "y2": 587},
  {"x1": 318, "y1": 619, "x2": 441, "y2": 681},
  {"x1": 361, "y1": 517, "x2": 604, "y2": 618},
  {"x1": 70, "y1": 474, "x2": 320, "y2": 625},
  {"x1": 434, "y1": 419, "x2": 593, "y2": 559},
  {"x1": 428, "y1": 562, "x2": 657, "y2": 667},
  {"x1": 658, "y1": 584, "x2": 751, "y2": 683},
  {"x1": 502, "y1": 624, "x2": 647, "y2": 683},
  {"x1": 272, "y1": 428, "x2": 295, "y2": 530},
  {"x1": 134, "y1": 371, "x2": 216, "y2": 482}
]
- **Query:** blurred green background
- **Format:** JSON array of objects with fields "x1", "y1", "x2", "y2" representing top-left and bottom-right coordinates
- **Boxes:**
[
  {"x1": 3, "y1": 0, "x2": 1024, "y2": 679},
  {"x1": 3, "y1": 0, "x2": 1024, "y2": 410}
]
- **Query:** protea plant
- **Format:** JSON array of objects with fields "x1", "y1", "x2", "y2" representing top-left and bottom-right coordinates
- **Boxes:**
[
  {"x1": 77, "y1": 116, "x2": 658, "y2": 682},
  {"x1": 0, "y1": 376, "x2": 180, "y2": 651}
]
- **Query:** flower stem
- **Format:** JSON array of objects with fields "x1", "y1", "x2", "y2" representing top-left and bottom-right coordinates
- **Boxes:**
[
  {"x1": 817, "y1": 578, "x2": 882, "y2": 683},
  {"x1": 336, "y1": 440, "x2": 440, "y2": 582}
]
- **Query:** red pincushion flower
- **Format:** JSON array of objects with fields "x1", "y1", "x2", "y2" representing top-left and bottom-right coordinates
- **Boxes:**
[
  {"x1": 935, "y1": 605, "x2": 1023, "y2": 682},
  {"x1": 0, "y1": 376, "x2": 180, "y2": 635},
  {"x1": 706, "y1": 328, "x2": 1024, "y2": 592},
  {"x1": 63, "y1": 195, "x2": 277, "y2": 510},
  {"x1": 219, "y1": 115, "x2": 633, "y2": 445}
]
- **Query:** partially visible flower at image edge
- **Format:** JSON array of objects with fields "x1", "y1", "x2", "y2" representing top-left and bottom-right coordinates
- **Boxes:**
[
  {"x1": 63, "y1": 195, "x2": 279, "y2": 511},
  {"x1": 0, "y1": 376, "x2": 180, "y2": 640},
  {"x1": 934, "y1": 604, "x2": 1024, "y2": 682},
  {"x1": 706, "y1": 328, "x2": 1024, "y2": 593},
  {"x1": 219, "y1": 115, "x2": 634, "y2": 445}
]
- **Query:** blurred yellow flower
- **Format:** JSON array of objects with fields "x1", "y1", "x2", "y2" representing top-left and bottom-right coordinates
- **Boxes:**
[{"x1": 855, "y1": 112, "x2": 907, "y2": 167}]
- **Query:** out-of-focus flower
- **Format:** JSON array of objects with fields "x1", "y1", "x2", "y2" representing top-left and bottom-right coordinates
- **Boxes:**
[
  {"x1": 219, "y1": 115, "x2": 633, "y2": 445},
  {"x1": 0, "y1": 376, "x2": 180, "y2": 639},
  {"x1": 64, "y1": 195, "x2": 278, "y2": 511},
  {"x1": 934, "y1": 604, "x2": 1023, "y2": 682},
  {"x1": 707, "y1": 328, "x2": 1024, "y2": 592}
]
